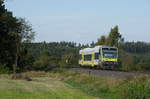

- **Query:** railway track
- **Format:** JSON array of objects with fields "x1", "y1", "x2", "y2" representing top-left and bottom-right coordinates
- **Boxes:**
[{"x1": 68, "y1": 67, "x2": 150, "y2": 79}]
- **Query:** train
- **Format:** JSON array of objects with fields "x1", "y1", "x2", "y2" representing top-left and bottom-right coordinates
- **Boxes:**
[{"x1": 79, "y1": 45, "x2": 118, "y2": 69}]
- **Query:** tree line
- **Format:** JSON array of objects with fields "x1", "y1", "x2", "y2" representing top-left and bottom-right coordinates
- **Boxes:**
[
  {"x1": 123, "y1": 42, "x2": 150, "y2": 54},
  {"x1": 24, "y1": 42, "x2": 81, "y2": 70}
]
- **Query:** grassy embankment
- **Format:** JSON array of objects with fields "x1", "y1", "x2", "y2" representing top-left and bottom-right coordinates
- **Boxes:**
[
  {"x1": 0, "y1": 68, "x2": 150, "y2": 99},
  {"x1": 0, "y1": 74, "x2": 98, "y2": 99},
  {"x1": 48, "y1": 68, "x2": 150, "y2": 99}
]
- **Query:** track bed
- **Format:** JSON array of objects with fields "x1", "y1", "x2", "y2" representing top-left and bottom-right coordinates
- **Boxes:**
[{"x1": 69, "y1": 67, "x2": 150, "y2": 79}]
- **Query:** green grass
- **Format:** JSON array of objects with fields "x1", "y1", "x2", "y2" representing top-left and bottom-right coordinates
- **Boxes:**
[
  {"x1": 1, "y1": 68, "x2": 150, "y2": 99},
  {"x1": 0, "y1": 77, "x2": 99, "y2": 99},
  {"x1": 50, "y1": 68, "x2": 150, "y2": 99}
]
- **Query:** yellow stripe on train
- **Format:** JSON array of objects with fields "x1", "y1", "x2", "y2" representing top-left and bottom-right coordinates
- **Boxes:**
[
  {"x1": 103, "y1": 58, "x2": 117, "y2": 62},
  {"x1": 79, "y1": 62, "x2": 99, "y2": 66}
]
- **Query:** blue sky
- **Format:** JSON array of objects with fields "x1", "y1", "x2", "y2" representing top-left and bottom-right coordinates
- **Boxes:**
[{"x1": 5, "y1": 0, "x2": 150, "y2": 44}]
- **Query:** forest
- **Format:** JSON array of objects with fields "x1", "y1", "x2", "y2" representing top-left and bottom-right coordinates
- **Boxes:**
[
  {"x1": 19, "y1": 40, "x2": 149, "y2": 73},
  {"x1": 1, "y1": 0, "x2": 150, "y2": 74}
]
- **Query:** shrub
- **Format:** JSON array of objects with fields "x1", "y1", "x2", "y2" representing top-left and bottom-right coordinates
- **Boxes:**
[{"x1": 0, "y1": 64, "x2": 11, "y2": 74}]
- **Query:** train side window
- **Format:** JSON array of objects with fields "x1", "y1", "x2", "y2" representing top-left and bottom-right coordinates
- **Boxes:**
[
  {"x1": 84, "y1": 54, "x2": 92, "y2": 61},
  {"x1": 88, "y1": 54, "x2": 92, "y2": 61},
  {"x1": 99, "y1": 49, "x2": 101, "y2": 55},
  {"x1": 95, "y1": 53, "x2": 99, "y2": 59},
  {"x1": 84, "y1": 55, "x2": 87, "y2": 61}
]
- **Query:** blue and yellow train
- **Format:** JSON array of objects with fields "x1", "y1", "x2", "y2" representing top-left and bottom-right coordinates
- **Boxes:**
[{"x1": 79, "y1": 46, "x2": 118, "y2": 69}]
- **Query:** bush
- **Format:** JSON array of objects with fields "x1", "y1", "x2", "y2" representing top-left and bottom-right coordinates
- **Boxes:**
[
  {"x1": 33, "y1": 50, "x2": 59, "y2": 70},
  {"x1": 0, "y1": 64, "x2": 11, "y2": 74}
]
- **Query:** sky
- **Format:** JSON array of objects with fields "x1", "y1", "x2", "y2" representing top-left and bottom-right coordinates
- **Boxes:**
[{"x1": 5, "y1": 0, "x2": 150, "y2": 44}]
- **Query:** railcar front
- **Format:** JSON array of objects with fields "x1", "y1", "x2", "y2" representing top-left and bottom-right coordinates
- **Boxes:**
[{"x1": 100, "y1": 47, "x2": 118, "y2": 69}]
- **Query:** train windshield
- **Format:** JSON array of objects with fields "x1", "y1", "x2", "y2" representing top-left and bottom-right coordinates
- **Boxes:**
[{"x1": 102, "y1": 48, "x2": 117, "y2": 58}]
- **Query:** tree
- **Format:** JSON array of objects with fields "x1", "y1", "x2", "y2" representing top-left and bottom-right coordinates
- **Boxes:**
[
  {"x1": 0, "y1": 0, "x2": 5, "y2": 16},
  {"x1": 18, "y1": 49, "x2": 34, "y2": 71},
  {"x1": 106, "y1": 25, "x2": 122, "y2": 46},
  {"x1": 33, "y1": 54, "x2": 51, "y2": 69},
  {"x1": 0, "y1": 1, "x2": 18, "y2": 68},
  {"x1": 11, "y1": 18, "x2": 35, "y2": 75},
  {"x1": 0, "y1": 1, "x2": 35, "y2": 75},
  {"x1": 90, "y1": 41, "x2": 95, "y2": 47},
  {"x1": 33, "y1": 50, "x2": 58, "y2": 70},
  {"x1": 96, "y1": 26, "x2": 123, "y2": 47},
  {"x1": 96, "y1": 35, "x2": 106, "y2": 45}
]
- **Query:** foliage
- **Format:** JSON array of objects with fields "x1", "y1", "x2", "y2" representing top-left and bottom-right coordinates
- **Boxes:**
[
  {"x1": 119, "y1": 76, "x2": 150, "y2": 99},
  {"x1": 16, "y1": 18, "x2": 35, "y2": 43},
  {"x1": 96, "y1": 35, "x2": 106, "y2": 45},
  {"x1": 96, "y1": 25, "x2": 124, "y2": 47},
  {"x1": 25, "y1": 42, "x2": 81, "y2": 69},
  {"x1": 0, "y1": 1, "x2": 35, "y2": 73},
  {"x1": 25, "y1": 42, "x2": 80, "y2": 60},
  {"x1": 49, "y1": 68, "x2": 150, "y2": 99},
  {"x1": 124, "y1": 41, "x2": 150, "y2": 54},
  {"x1": 106, "y1": 25, "x2": 123, "y2": 46},
  {"x1": 0, "y1": 64, "x2": 11, "y2": 74},
  {"x1": 0, "y1": 1, "x2": 17, "y2": 66},
  {"x1": 33, "y1": 50, "x2": 59, "y2": 70},
  {"x1": 18, "y1": 49, "x2": 34, "y2": 71},
  {"x1": 59, "y1": 53, "x2": 78, "y2": 67},
  {"x1": 90, "y1": 41, "x2": 95, "y2": 47},
  {"x1": 119, "y1": 50, "x2": 150, "y2": 71}
]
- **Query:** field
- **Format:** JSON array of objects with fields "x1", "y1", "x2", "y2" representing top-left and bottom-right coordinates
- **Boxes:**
[
  {"x1": 0, "y1": 77, "x2": 99, "y2": 99},
  {"x1": 0, "y1": 68, "x2": 150, "y2": 99}
]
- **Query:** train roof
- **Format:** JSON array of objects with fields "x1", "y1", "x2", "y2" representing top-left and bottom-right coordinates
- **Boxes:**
[{"x1": 79, "y1": 45, "x2": 117, "y2": 54}]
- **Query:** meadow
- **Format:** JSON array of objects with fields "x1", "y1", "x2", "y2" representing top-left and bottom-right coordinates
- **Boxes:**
[
  {"x1": 0, "y1": 68, "x2": 150, "y2": 99},
  {"x1": 0, "y1": 75, "x2": 98, "y2": 99}
]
